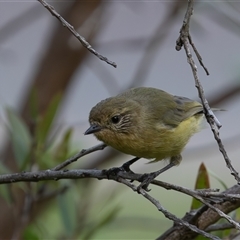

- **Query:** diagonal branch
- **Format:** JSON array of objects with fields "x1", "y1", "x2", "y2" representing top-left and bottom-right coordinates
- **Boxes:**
[
  {"x1": 157, "y1": 184, "x2": 240, "y2": 240},
  {"x1": 0, "y1": 164, "x2": 240, "y2": 237},
  {"x1": 117, "y1": 177, "x2": 219, "y2": 240},
  {"x1": 52, "y1": 143, "x2": 107, "y2": 171},
  {"x1": 37, "y1": 0, "x2": 117, "y2": 68},
  {"x1": 176, "y1": 0, "x2": 240, "y2": 183},
  {"x1": 0, "y1": 167, "x2": 221, "y2": 239}
]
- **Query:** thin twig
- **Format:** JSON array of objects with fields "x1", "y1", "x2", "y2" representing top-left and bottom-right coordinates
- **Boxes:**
[
  {"x1": 186, "y1": 189, "x2": 240, "y2": 230},
  {"x1": 188, "y1": 34, "x2": 209, "y2": 75},
  {"x1": 147, "y1": 180, "x2": 240, "y2": 230},
  {"x1": 175, "y1": 0, "x2": 209, "y2": 76},
  {"x1": 1, "y1": 166, "x2": 240, "y2": 233},
  {"x1": 52, "y1": 143, "x2": 107, "y2": 171},
  {"x1": 151, "y1": 180, "x2": 240, "y2": 202},
  {"x1": 0, "y1": 167, "x2": 238, "y2": 202},
  {"x1": 206, "y1": 223, "x2": 235, "y2": 232},
  {"x1": 117, "y1": 177, "x2": 220, "y2": 240},
  {"x1": 176, "y1": 0, "x2": 240, "y2": 183},
  {"x1": 37, "y1": 0, "x2": 117, "y2": 68}
]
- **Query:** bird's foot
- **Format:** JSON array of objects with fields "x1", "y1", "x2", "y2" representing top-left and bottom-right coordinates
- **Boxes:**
[
  {"x1": 104, "y1": 157, "x2": 140, "y2": 180},
  {"x1": 137, "y1": 172, "x2": 159, "y2": 192},
  {"x1": 137, "y1": 160, "x2": 179, "y2": 192}
]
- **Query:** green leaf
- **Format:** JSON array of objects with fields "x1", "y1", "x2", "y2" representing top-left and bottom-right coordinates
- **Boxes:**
[
  {"x1": 36, "y1": 93, "x2": 62, "y2": 148},
  {"x1": 6, "y1": 108, "x2": 31, "y2": 169},
  {"x1": 191, "y1": 163, "x2": 210, "y2": 210}
]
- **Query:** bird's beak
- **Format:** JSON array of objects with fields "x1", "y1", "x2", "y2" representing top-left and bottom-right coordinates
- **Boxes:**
[{"x1": 84, "y1": 124, "x2": 102, "y2": 135}]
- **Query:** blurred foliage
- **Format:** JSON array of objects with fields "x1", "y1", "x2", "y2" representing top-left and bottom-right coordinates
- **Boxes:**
[
  {"x1": 0, "y1": 94, "x2": 122, "y2": 239},
  {"x1": 6, "y1": 107, "x2": 31, "y2": 170}
]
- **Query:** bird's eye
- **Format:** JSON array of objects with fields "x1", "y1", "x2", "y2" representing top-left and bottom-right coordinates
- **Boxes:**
[{"x1": 111, "y1": 115, "x2": 121, "y2": 124}]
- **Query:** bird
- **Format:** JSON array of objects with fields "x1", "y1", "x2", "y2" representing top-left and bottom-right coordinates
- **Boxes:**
[{"x1": 84, "y1": 87, "x2": 210, "y2": 189}]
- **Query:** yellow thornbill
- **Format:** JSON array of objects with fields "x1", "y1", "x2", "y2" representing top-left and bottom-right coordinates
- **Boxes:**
[{"x1": 85, "y1": 87, "x2": 207, "y2": 189}]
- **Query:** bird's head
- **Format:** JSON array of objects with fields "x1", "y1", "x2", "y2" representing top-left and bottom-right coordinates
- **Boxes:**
[{"x1": 84, "y1": 96, "x2": 141, "y2": 145}]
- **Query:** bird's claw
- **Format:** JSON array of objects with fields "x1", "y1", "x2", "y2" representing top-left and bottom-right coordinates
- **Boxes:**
[{"x1": 137, "y1": 172, "x2": 159, "y2": 193}]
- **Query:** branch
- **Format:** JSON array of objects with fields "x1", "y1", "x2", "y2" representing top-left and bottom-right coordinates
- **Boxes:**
[
  {"x1": 1, "y1": 138, "x2": 239, "y2": 235},
  {"x1": 52, "y1": 143, "x2": 107, "y2": 171},
  {"x1": 152, "y1": 180, "x2": 240, "y2": 202},
  {"x1": 205, "y1": 223, "x2": 235, "y2": 232},
  {"x1": 176, "y1": 0, "x2": 240, "y2": 183},
  {"x1": 157, "y1": 184, "x2": 240, "y2": 240},
  {"x1": 0, "y1": 168, "x2": 221, "y2": 239},
  {"x1": 1, "y1": 164, "x2": 240, "y2": 239},
  {"x1": 175, "y1": 0, "x2": 209, "y2": 76},
  {"x1": 117, "y1": 177, "x2": 220, "y2": 240},
  {"x1": 37, "y1": 0, "x2": 117, "y2": 68}
]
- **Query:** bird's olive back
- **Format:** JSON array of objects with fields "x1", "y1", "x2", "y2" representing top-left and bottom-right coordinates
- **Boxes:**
[{"x1": 118, "y1": 87, "x2": 203, "y2": 128}]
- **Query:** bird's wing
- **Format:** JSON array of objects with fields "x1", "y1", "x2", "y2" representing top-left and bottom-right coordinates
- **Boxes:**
[
  {"x1": 161, "y1": 95, "x2": 203, "y2": 128},
  {"x1": 120, "y1": 88, "x2": 203, "y2": 128}
]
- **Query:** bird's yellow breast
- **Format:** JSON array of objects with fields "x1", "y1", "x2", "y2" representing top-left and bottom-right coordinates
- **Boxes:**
[{"x1": 96, "y1": 114, "x2": 203, "y2": 161}]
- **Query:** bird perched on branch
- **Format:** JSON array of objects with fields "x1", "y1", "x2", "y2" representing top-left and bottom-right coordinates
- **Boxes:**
[{"x1": 85, "y1": 87, "x2": 212, "y2": 189}]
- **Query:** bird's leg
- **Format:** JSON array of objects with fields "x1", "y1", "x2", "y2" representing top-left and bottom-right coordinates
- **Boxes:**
[
  {"x1": 137, "y1": 155, "x2": 182, "y2": 192},
  {"x1": 104, "y1": 157, "x2": 140, "y2": 178},
  {"x1": 121, "y1": 157, "x2": 140, "y2": 173}
]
